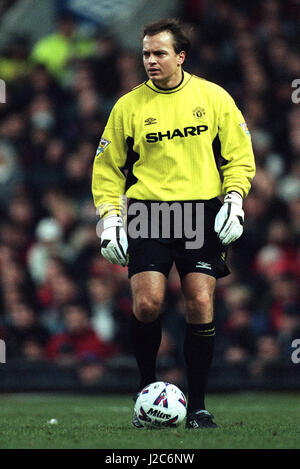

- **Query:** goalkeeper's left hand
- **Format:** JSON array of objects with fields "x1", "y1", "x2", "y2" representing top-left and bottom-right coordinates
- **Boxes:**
[{"x1": 214, "y1": 192, "x2": 244, "y2": 245}]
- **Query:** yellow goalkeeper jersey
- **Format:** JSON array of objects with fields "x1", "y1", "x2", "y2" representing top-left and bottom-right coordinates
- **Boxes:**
[{"x1": 92, "y1": 71, "x2": 255, "y2": 218}]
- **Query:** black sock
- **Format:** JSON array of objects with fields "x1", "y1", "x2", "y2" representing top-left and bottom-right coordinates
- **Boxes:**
[
  {"x1": 130, "y1": 315, "x2": 162, "y2": 390},
  {"x1": 184, "y1": 321, "x2": 215, "y2": 413}
]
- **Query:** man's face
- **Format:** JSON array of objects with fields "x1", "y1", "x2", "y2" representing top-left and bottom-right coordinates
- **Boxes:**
[{"x1": 143, "y1": 31, "x2": 185, "y2": 85}]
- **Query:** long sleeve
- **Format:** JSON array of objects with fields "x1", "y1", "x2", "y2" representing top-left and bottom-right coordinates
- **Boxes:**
[
  {"x1": 92, "y1": 100, "x2": 128, "y2": 218},
  {"x1": 217, "y1": 90, "x2": 256, "y2": 198}
]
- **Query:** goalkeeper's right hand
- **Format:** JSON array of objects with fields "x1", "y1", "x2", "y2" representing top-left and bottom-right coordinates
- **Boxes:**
[{"x1": 100, "y1": 215, "x2": 128, "y2": 266}]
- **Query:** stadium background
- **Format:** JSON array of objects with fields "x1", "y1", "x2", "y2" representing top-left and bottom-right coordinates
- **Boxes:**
[{"x1": 0, "y1": 0, "x2": 300, "y2": 394}]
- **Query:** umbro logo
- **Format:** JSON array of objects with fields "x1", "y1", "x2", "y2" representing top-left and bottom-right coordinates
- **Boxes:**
[
  {"x1": 196, "y1": 261, "x2": 212, "y2": 270},
  {"x1": 144, "y1": 117, "x2": 157, "y2": 125}
]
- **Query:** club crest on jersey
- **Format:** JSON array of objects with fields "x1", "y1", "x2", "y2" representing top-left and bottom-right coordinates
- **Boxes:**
[
  {"x1": 96, "y1": 138, "x2": 111, "y2": 155},
  {"x1": 193, "y1": 106, "x2": 205, "y2": 118},
  {"x1": 239, "y1": 122, "x2": 250, "y2": 136}
]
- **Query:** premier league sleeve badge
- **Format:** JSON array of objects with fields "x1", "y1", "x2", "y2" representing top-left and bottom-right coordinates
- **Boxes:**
[{"x1": 96, "y1": 137, "x2": 111, "y2": 155}]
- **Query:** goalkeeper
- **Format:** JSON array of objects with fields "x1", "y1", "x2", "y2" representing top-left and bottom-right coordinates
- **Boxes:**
[{"x1": 92, "y1": 18, "x2": 255, "y2": 429}]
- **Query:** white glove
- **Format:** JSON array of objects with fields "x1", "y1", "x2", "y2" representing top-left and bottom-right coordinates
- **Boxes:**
[
  {"x1": 100, "y1": 215, "x2": 128, "y2": 266},
  {"x1": 214, "y1": 192, "x2": 244, "y2": 245}
]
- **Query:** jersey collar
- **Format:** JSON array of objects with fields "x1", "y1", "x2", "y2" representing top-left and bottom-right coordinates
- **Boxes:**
[{"x1": 145, "y1": 71, "x2": 192, "y2": 94}]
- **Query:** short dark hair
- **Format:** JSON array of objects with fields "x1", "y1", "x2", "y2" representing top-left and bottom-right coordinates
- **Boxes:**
[{"x1": 142, "y1": 18, "x2": 191, "y2": 58}]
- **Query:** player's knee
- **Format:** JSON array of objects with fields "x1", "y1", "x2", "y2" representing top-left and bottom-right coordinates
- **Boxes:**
[
  {"x1": 187, "y1": 291, "x2": 212, "y2": 310},
  {"x1": 186, "y1": 292, "x2": 213, "y2": 322},
  {"x1": 133, "y1": 296, "x2": 161, "y2": 323}
]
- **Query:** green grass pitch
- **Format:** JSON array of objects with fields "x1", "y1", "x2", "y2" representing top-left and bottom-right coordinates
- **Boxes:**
[{"x1": 0, "y1": 392, "x2": 299, "y2": 449}]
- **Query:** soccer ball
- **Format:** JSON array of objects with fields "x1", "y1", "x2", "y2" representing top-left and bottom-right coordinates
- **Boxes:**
[{"x1": 134, "y1": 381, "x2": 187, "y2": 428}]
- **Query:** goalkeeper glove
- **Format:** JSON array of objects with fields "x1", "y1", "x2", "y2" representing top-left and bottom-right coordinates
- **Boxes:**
[
  {"x1": 100, "y1": 215, "x2": 128, "y2": 266},
  {"x1": 214, "y1": 192, "x2": 244, "y2": 245}
]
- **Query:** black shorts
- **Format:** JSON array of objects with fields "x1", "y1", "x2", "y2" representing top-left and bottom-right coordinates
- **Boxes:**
[{"x1": 127, "y1": 198, "x2": 230, "y2": 280}]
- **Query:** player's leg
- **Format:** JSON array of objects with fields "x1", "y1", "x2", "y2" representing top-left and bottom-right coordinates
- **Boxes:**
[
  {"x1": 127, "y1": 210, "x2": 173, "y2": 390},
  {"x1": 174, "y1": 199, "x2": 229, "y2": 427},
  {"x1": 127, "y1": 200, "x2": 175, "y2": 427},
  {"x1": 181, "y1": 272, "x2": 216, "y2": 409},
  {"x1": 181, "y1": 272, "x2": 218, "y2": 428},
  {"x1": 130, "y1": 271, "x2": 168, "y2": 389}
]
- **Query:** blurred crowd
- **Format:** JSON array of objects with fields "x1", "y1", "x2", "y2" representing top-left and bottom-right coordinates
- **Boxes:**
[{"x1": 0, "y1": 0, "x2": 300, "y2": 388}]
